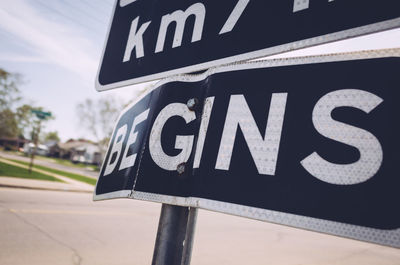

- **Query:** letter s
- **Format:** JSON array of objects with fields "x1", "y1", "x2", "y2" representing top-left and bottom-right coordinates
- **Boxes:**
[{"x1": 301, "y1": 89, "x2": 383, "y2": 185}]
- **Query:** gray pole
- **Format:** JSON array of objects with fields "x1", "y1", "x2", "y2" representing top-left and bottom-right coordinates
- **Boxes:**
[
  {"x1": 181, "y1": 206, "x2": 197, "y2": 265},
  {"x1": 151, "y1": 204, "x2": 198, "y2": 265},
  {"x1": 28, "y1": 119, "x2": 41, "y2": 174}
]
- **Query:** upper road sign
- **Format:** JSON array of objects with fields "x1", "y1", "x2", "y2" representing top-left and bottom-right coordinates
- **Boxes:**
[
  {"x1": 96, "y1": 0, "x2": 400, "y2": 90},
  {"x1": 94, "y1": 49, "x2": 400, "y2": 248}
]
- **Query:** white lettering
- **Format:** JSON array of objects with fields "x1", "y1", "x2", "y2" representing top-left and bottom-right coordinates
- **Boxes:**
[
  {"x1": 119, "y1": 109, "x2": 149, "y2": 170},
  {"x1": 123, "y1": 17, "x2": 151, "y2": 61},
  {"x1": 193, "y1": 97, "x2": 215, "y2": 168},
  {"x1": 293, "y1": 0, "x2": 309, "y2": 12},
  {"x1": 120, "y1": 0, "x2": 137, "y2": 7},
  {"x1": 155, "y1": 3, "x2": 206, "y2": 53},
  {"x1": 215, "y1": 93, "x2": 287, "y2": 175},
  {"x1": 149, "y1": 103, "x2": 196, "y2": 171},
  {"x1": 301, "y1": 89, "x2": 383, "y2": 185},
  {"x1": 293, "y1": 0, "x2": 335, "y2": 12},
  {"x1": 219, "y1": 0, "x2": 250, "y2": 35},
  {"x1": 104, "y1": 124, "x2": 127, "y2": 176}
]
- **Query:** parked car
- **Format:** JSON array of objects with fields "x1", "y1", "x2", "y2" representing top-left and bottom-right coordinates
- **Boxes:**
[{"x1": 23, "y1": 142, "x2": 49, "y2": 156}]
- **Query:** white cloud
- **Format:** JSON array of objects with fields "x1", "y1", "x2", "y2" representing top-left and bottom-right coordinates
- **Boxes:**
[
  {"x1": 0, "y1": 0, "x2": 99, "y2": 83},
  {"x1": 0, "y1": 0, "x2": 153, "y2": 142},
  {"x1": 0, "y1": 53, "x2": 47, "y2": 63}
]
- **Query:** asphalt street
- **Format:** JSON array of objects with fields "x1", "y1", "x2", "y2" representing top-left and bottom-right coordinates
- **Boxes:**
[
  {"x1": 0, "y1": 151, "x2": 98, "y2": 179},
  {"x1": 0, "y1": 187, "x2": 399, "y2": 265}
]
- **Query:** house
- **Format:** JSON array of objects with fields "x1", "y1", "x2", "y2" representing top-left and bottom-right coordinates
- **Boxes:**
[
  {"x1": 59, "y1": 139, "x2": 102, "y2": 165},
  {"x1": 0, "y1": 137, "x2": 29, "y2": 151},
  {"x1": 44, "y1": 140, "x2": 61, "y2": 157}
]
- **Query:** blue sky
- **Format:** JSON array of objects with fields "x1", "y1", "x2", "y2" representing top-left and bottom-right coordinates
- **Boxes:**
[
  {"x1": 0, "y1": 0, "x2": 150, "y2": 142},
  {"x1": 0, "y1": 0, "x2": 399, "y2": 142}
]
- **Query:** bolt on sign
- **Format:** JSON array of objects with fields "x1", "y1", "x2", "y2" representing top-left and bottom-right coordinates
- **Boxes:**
[
  {"x1": 96, "y1": 0, "x2": 400, "y2": 90},
  {"x1": 94, "y1": 49, "x2": 400, "y2": 248}
]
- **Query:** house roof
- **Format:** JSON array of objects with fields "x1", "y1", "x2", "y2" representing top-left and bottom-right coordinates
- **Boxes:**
[
  {"x1": 0, "y1": 137, "x2": 29, "y2": 143},
  {"x1": 59, "y1": 139, "x2": 99, "y2": 152}
]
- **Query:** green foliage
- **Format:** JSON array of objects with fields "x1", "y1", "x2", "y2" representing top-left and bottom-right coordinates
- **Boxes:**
[
  {"x1": 15, "y1": 104, "x2": 34, "y2": 139},
  {"x1": 0, "y1": 69, "x2": 21, "y2": 138},
  {"x1": 44, "y1": 131, "x2": 60, "y2": 142},
  {"x1": 0, "y1": 161, "x2": 62, "y2": 182},
  {"x1": 0, "y1": 68, "x2": 21, "y2": 111},
  {"x1": 0, "y1": 109, "x2": 18, "y2": 138},
  {"x1": 0, "y1": 68, "x2": 54, "y2": 141}
]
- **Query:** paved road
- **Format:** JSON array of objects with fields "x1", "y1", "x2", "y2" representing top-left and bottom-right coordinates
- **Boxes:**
[
  {"x1": 0, "y1": 151, "x2": 99, "y2": 179},
  {"x1": 0, "y1": 187, "x2": 399, "y2": 265}
]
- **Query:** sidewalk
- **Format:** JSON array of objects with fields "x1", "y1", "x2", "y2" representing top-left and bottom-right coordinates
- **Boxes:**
[{"x1": 0, "y1": 158, "x2": 94, "y2": 193}]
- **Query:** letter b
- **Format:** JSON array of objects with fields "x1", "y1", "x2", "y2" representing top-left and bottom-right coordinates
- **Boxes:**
[{"x1": 104, "y1": 125, "x2": 127, "y2": 176}]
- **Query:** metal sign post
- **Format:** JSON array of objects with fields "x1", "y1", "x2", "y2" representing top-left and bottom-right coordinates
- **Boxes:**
[
  {"x1": 28, "y1": 119, "x2": 41, "y2": 174},
  {"x1": 152, "y1": 205, "x2": 198, "y2": 265},
  {"x1": 28, "y1": 109, "x2": 52, "y2": 173}
]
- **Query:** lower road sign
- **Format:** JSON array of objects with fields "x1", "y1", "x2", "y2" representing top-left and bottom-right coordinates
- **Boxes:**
[{"x1": 94, "y1": 49, "x2": 400, "y2": 248}]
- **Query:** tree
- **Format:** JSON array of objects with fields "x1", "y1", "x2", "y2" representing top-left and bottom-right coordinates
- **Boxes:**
[
  {"x1": 14, "y1": 104, "x2": 53, "y2": 141},
  {"x1": 0, "y1": 68, "x2": 21, "y2": 138},
  {"x1": 0, "y1": 68, "x2": 53, "y2": 146},
  {"x1": 15, "y1": 104, "x2": 34, "y2": 139},
  {"x1": 0, "y1": 109, "x2": 18, "y2": 137},
  {"x1": 43, "y1": 131, "x2": 60, "y2": 142},
  {"x1": 76, "y1": 96, "x2": 123, "y2": 155},
  {"x1": 0, "y1": 68, "x2": 21, "y2": 111}
]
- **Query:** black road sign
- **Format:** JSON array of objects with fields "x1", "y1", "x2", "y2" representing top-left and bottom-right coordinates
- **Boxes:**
[
  {"x1": 94, "y1": 50, "x2": 400, "y2": 248},
  {"x1": 96, "y1": 0, "x2": 400, "y2": 90}
]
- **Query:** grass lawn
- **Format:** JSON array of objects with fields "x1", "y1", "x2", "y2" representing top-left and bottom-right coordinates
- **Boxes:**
[
  {"x1": 42, "y1": 156, "x2": 99, "y2": 171},
  {"x1": 8, "y1": 159, "x2": 97, "y2": 186},
  {"x1": 3, "y1": 151, "x2": 99, "y2": 171},
  {"x1": 0, "y1": 161, "x2": 62, "y2": 182}
]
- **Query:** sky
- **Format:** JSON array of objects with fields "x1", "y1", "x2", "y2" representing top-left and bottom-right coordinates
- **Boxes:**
[
  {"x1": 0, "y1": 0, "x2": 399, "y2": 142},
  {"x1": 0, "y1": 0, "x2": 151, "y2": 142}
]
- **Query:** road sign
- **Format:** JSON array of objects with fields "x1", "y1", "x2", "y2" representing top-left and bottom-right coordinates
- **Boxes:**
[
  {"x1": 96, "y1": 0, "x2": 400, "y2": 91},
  {"x1": 94, "y1": 49, "x2": 400, "y2": 248},
  {"x1": 31, "y1": 109, "x2": 51, "y2": 120}
]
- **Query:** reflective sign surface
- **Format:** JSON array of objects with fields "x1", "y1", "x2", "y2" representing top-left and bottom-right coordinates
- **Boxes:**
[
  {"x1": 95, "y1": 50, "x2": 400, "y2": 247},
  {"x1": 97, "y1": 0, "x2": 400, "y2": 90}
]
